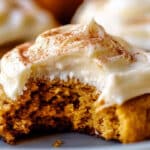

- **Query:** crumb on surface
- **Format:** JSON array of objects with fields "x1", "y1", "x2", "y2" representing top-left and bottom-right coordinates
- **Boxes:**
[{"x1": 52, "y1": 139, "x2": 63, "y2": 147}]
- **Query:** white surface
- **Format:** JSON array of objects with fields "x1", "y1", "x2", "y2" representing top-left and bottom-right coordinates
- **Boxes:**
[{"x1": 1, "y1": 132, "x2": 150, "y2": 150}]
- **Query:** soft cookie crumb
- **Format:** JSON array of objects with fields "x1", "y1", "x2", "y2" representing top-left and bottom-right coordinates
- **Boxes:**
[{"x1": 52, "y1": 139, "x2": 63, "y2": 147}]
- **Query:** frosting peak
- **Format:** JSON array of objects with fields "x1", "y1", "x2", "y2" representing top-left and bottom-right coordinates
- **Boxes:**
[{"x1": 73, "y1": 0, "x2": 150, "y2": 50}]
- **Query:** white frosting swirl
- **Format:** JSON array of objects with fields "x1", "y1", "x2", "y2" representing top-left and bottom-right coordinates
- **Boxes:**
[
  {"x1": 0, "y1": 20, "x2": 150, "y2": 107},
  {"x1": 0, "y1": 0, "x2": 57, "y2": 45},
  {"x1": 73, "y1": 0, "x2": 150, "y2": 50}
]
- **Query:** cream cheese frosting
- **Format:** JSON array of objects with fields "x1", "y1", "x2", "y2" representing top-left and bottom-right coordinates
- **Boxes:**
[
  {"x1": 0, "y1": 20, "x2": 150, "y2": 107},
  {"x1": 0, "y1": 0, "x2": 57, "y2": 45},
  {"x1": 73, "y1": 0, "x2": 150, "y2": 50}
]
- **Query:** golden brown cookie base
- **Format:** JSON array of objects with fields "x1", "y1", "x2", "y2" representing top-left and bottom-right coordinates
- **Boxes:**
[
  {"x1": 0, "y1": 78, "x2": 150, "y2": 144},
  {"x1": 96, "y1": 94, "x2": 150, "y2": 143}
]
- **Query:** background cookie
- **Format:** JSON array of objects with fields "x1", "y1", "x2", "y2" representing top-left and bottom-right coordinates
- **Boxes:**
[{"x1": 73, "y1": 0, "x2": 150, "y2": 50}]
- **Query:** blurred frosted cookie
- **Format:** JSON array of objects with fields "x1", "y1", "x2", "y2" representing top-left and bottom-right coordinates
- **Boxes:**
[
  {"x1": 73, "y1": 0, "x2": 150, "y2": 50},
  {"x1": 0, "y1": 0, "x2": 58, "y2": 46}
]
